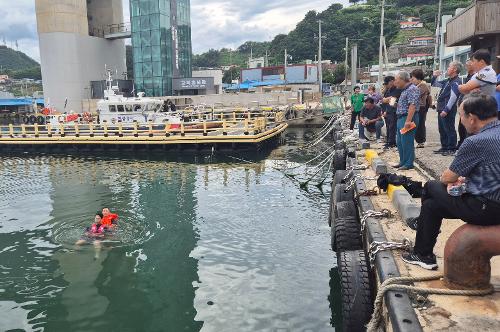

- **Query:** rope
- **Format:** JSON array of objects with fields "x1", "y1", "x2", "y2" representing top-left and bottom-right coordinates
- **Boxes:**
[{"x1": 366, "y1": 275, "x2": 495, "y2": 332}]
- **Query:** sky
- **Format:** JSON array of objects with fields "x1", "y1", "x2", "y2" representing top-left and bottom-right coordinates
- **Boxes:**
[{"x1": 0, "y1": 0, "x2": 349, "y2": 63}]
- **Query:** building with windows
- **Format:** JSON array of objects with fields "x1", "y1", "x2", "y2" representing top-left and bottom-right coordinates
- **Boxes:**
[{"x1": 130, "y1": 0, "x2": 192, "y2": 97}]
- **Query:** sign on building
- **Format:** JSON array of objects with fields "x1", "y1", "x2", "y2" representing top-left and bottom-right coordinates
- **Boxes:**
[{"x1": 173, "y1": 77, "x2": 215, "y2": 90}]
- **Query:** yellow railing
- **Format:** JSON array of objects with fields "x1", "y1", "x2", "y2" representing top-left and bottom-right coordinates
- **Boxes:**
[{"x1": 0, "y1": 113, "x2": 285, "y2": 140}]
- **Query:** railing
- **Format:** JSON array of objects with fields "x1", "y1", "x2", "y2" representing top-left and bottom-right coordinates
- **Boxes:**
[
  {"x1": 89, "y1": 22, "x2": 131, "y2": 39},
  {"x1": 0, "y1": 112, "x2": 286, "y2": 141}
]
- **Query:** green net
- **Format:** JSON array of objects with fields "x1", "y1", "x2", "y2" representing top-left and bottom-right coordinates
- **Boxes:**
[{"x1": 322, "y1": 96, "x2": 345, "y2": 114}]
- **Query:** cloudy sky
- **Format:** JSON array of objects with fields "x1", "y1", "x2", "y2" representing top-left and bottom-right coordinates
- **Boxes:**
[{"x1": 0, "y1": 0, "x2": 349, "y2": 63}]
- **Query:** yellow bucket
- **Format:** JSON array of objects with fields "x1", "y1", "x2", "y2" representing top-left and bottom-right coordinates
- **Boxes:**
[{"x1": 365, "y1": 149, "x2": 379, "y2": 164}]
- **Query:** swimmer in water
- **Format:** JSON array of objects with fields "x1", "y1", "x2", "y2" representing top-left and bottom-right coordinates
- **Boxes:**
[
  {"x1": 101, "y1": 207, "x2": 119, "y2": 227},
  {"x1": 75, "y1": 212, "x2": 111, "y2": 252}
]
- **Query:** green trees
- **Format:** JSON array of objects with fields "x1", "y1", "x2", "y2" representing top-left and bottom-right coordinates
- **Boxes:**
[{"x1": 222, "y1": 66, "x2": 241, "y2": 84}]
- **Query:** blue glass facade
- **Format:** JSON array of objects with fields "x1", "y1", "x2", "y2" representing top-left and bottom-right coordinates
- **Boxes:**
[{"x1": 130, "y1": 0, "x2": 192, "y2": 96}]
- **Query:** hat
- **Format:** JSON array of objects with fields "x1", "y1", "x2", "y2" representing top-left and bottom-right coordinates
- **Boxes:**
[{"x1": 383, "y1": 76, "x2": 395, "y2": 85}]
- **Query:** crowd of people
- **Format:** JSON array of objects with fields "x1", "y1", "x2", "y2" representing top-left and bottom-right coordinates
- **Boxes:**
[{"x1": 347, "y1": 49, "x2": 500, "y2": 270}]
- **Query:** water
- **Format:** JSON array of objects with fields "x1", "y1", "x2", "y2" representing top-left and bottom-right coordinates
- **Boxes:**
[{"x1": 0, "y1": 128, "x2": 341, "y2": 332}]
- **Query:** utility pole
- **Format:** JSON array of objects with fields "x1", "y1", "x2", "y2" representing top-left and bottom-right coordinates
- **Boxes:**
[
  {"x1": 318, "y1": 20, "x2": 323, "y2": 95},
  {"x1": 351, "y1": 44, "x2": 358, "y2": 88},
  {"x1": 344, "y1": 37, "x2": 349, "y2": 91},
  {"x1": 378, "y1": 0, "x2": 386, "y2": 89},
  {"x1": 434, "y1": 0, "x2": 443, "y2": 70}
]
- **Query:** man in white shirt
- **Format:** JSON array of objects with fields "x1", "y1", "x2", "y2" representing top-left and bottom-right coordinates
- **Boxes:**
[{"x1": 459, "y1": 49, "x2": 497, "y2": 97}]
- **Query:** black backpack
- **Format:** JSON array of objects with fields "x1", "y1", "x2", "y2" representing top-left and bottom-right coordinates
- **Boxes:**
[{"x1": 377, "y1": 173, "x2": 422, "y2": 198}]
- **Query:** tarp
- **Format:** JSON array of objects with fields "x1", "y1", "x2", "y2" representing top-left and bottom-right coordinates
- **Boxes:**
[
  {"x1": 0, "y1": 98, "x2": 44, "y2": 106},
  {"x1": 224, "y1": 79, "x2": 287, "y2": 91},
  {"x1": 322, "y1": 96, "x2": 345, "y2": 114}
]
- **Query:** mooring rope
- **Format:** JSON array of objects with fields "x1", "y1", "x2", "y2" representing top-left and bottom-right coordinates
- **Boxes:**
[{"x1": 366, "y1": 275, "x2": 495, "y2": 332}]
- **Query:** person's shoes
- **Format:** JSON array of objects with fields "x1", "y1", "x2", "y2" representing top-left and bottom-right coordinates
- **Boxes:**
[
  {"x1": 433, "y1": 148, "x2": 446, "y2": 154},
  {"x1": 377, "y1": 139, "x2": 385, "y2": 143},
  {"x1": 391, "y1": 163, "x2": 401, "y2": 168},
  {"x1": 406, "y1": 217, "x2": 419, "y2": 230},
  {"x1": 416, "y1": 143, "x2": 425, "y2": 148},
  {"x1": 398, "y1": 166, "x2": 413, "y2": 170},
  {"x1": 441, "y1": 150, "x2": 454, "y2": 156},
  {"x1": 401, "y1": 251, "x2": 438, "y2": 270}
]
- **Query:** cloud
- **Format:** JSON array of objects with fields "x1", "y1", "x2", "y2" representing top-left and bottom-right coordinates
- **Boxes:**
[{"x1": 8, "y1": 0, "x2": 349, "y2": 62}]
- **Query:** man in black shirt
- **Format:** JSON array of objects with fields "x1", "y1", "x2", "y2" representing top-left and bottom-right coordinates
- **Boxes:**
[
  {"x1": 359, "y1": 97, "x2": 384, "y2": 141},
  {"x1": 381, "y1": 76, "x2": 402, "y2": 149}
]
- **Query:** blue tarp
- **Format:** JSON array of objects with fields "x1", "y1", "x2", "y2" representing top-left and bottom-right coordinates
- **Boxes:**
[
  {"x1": 224, "y1": 79, "x2": 287, "y2": 91},
  {"x1": 0, "y1": 98, "x2": 44, "y2": 106}
]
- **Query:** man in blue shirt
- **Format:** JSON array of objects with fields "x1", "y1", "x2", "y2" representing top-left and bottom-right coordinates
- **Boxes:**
[
  {"x1": 432, "y1": 61, "x2": 463, "y2": 155},
  {"x1": 403, "y1": 93, "x2": 500, "y2": 270},
  {"x1": 393, "y1": 71, "x2": 420, "y2": 170}
]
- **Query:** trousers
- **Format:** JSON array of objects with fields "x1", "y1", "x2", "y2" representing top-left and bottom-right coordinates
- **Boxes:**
[
  {"x1": 396, "y1": 114, "x2": 419, "y2": 168},
  {"x1": 415, "y1": 108, "x2": 428, "y2": 144},
  {"x1": 384, "y1": 111, "x2": 397, "y2": 146},
  {"x1": 437, "y1": 109, "x2": 457, "y2": 150},
  {"x1": 414, "y1": 181, "x2": 500, "y2": 256},
  {"x1": 359, "y1": 120, "x2": 384, "y2": 139}
]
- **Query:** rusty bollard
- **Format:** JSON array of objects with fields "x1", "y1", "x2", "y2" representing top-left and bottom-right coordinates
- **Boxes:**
[{"x1": 444, "y1": 224, "x2": 500, "y2": 290}]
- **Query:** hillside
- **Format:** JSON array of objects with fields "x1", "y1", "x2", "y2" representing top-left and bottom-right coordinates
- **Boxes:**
[
  {"x1": 192, "y1": 0, "x2": 472, "y2": 70},
  {"x1": 0, "y1": 45, "x2": 41, "y2": 80}
]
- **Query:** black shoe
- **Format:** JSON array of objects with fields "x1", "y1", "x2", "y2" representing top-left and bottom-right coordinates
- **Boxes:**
[
  {"x1": 391, "y1": 163, "x2": 401, "y2": 168},
  {"x1": 433, "y1": 148, "x2": 446, "y2": 154},
  {"x1": 406, "y1": 217, "x2": 419, "y2": 230},
  {"x1": 398, "y1": 166, "x2": 413, "y2": 171},
  {"x1": 441, "y1": 150, "x2": 454, "y2": 156},
  {"x1": 402, "y1": 251, "x2": 438, "y2": 270}
]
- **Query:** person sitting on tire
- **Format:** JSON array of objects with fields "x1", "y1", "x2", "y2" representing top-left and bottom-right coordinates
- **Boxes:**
[{"x1": 402, "y1": 93, "x2": 500, "y2": 270}]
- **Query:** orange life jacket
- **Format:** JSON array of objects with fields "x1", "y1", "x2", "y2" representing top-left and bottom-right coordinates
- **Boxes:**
[{"x1": 101, "y1": 213, "x2": 118, "y2": 226}]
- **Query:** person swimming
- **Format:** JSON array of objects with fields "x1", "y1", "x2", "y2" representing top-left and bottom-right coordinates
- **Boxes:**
[
  {"x1": 101, "y1": 207, "x2": 119, "y2": 227},
  {"x1": 75, "y1": 212, "x2": 111, "y2": 246}
]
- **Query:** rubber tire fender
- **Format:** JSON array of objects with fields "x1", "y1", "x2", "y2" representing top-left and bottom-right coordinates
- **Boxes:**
[
  {"x1": 334, "y1": 131, "x2": 343, "y2": 142},
  {"x1": 331, "y1": 201, "x2": 358, "y2": 249},
  {"x1": 22, "y1": 116, "x2": 30, "y2": 124},
  {"x1": 334, "y1": 149, "x2": 347, "y2": 170},
  {"x1": 333, "y1": 170, "x2": 350, "y2": 186},
  {"x1": 36, "y1": 116, "x2": 45, "y2": 125},
  {"x1": 329, "y1": 184, "x2": 354, "y2": 228},
  {"x1": 337, "y1": 250, "x2": 374, "y2": 332},
  {"x1": 29, "y1": 115, "x2": 37, "y2": 124},
  {"x1": 332, "y1": 216, "x2": 362, "y2": 251}
]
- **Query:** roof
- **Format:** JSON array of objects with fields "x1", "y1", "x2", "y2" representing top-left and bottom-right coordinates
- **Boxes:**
[
  {"x1": 0, "y1": 98, "x2": 44, "y2": 106},
  {"x1": 224, "y1": 79, "x2": 286, "y2": 90},
  {"x1": 410, "y1": 37, "x2": 434, "y2": 40},
  {"x1": 405, "y1": 53, "x2": 433, "y2": 57},
  {"x1": 400, "y1": 21, "x2": 422, "y2": 25}
]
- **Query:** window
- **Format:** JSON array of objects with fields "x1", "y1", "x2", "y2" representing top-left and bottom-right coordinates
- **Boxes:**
[
  {"x1": 134, "y1": 105, "x2": 142, "y2": 112},
  {"x1": 117, "y1": 105, "x2": 125, "y2": 113},
  {"x1": 125, "y1": 104, "x2": 133, "y2": 112},
  {"x1": 109, "y1": 105, "x2": 117, "y2": 112}
]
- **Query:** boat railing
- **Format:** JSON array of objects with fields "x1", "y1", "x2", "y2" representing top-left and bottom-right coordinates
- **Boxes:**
[{"x1": 0, "y1": 112, "x2": 285, "y2": 140}]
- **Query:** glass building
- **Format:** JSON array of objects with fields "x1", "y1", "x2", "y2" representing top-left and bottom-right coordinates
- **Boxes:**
[{"x1": 130, "y1": 0, "x2": 192, "y2": 96}]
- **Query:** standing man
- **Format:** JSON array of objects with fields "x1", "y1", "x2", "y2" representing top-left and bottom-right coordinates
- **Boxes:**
[
  {"x1": 393, "y1": 71, "x2": 420, "y2": 170},
  {"x1": 457, "y1": 60, "x2": 475, "y2": 148},
  {"x1": 431, "y1": 61, "x2": 462, "y2": 156},
  {"x1": 411, "y1": 69, "x2": 431, "y2": 148},
  {"x1": 381, "y1": 76, "x2": 401, "y2": 150},
  {"x1": 459, "y1": 49, "x2": 497, "y2": 97},
  {"x1": 348, "y1": 86, "x2": 365, "y2": 130},
  {"x1": 358, "y1": 97, "x2": 384, "y2": 141},
  {"x1": 403, "y1": 93, "x2": 500, "y2": 270}
]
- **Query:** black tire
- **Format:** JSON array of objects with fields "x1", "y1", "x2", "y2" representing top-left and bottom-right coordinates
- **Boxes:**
[
  {"x1": 29, "y1": 115, "x2": 37, "y2": 124},
  {"x1": 335, "y1": 141, "x2": 346, "y2": 151},
  {"x1": 36, "y1": 116, "x2": 45, "y2": 125},
  {"x1": 334, "y1": 183, "x2": 354, "y2": 204},
  {"x1": 333, "y1": 216, "x2": 362, "y2": 251},
  {"x1": 334, "y1": 149, "x2": 346, "y2": 170},
  {"x1": 337, "y1": 250, "x2": 374, "y2": 332},
  {"x1": 334, "y1": 132, "x2": 343, "y2": 142},
  {"x1": 333, "y1": 170, "x2": 349, "y2": 185},
  {"x1": 335, "y1": 201, "x2": 358, "y2": 219},
  {"x1": 22, "y1": 116, "x2": 30, "y2": 124}
]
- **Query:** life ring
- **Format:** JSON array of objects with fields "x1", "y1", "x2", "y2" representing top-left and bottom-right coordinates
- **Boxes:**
[{"x1": 337, "y1": 250, "x2": 374, "y2": 332}]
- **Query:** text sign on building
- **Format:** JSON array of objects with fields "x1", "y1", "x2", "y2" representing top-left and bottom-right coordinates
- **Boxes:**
[{"x1": 173, "y1": 77, "x2": 214, "y2": 90}]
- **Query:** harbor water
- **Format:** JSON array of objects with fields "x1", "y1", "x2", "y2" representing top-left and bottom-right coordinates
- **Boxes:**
[{"x1": 0, "y1": 128, "x2": 342, "y2": 332}]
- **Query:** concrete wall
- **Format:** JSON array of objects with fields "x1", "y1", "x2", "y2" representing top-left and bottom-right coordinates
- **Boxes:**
[
  {"x1": 87, "y1": 0, "x2": 124, "y2": 31},
  {"x1": 36, "y1": 0, "x2": 88, "y2": 35},
  {"x1": 39, "y1": 33, "x2": 126, "y2": 112}
]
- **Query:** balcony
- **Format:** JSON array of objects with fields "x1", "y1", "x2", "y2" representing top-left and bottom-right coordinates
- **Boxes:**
[{"x1": 446, "y1": 0, "x2": 500, "y2": 46}]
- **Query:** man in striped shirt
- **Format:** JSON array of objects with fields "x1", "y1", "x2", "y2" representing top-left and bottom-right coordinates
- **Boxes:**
[{"x1": 402, "y1": 93, "x2": 500, "y2": 270}]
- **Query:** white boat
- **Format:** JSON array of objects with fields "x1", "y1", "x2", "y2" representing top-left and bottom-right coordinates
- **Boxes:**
[{"x1": 96, "y1": 71, "x2": 182, "y2": 128}]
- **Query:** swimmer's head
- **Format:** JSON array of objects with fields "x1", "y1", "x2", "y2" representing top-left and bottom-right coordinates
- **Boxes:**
[
  {"x1": 102, "y1": 208, "x2": 110, "y2": 216},
  {"x1": 95, "y1": 212, "x2": 103, "y2": 223}
]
